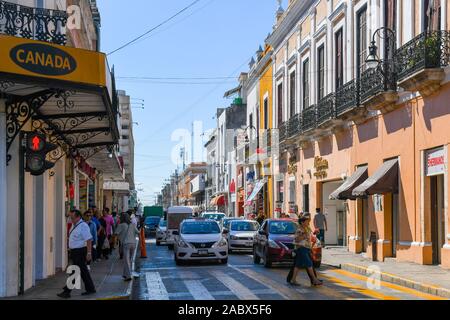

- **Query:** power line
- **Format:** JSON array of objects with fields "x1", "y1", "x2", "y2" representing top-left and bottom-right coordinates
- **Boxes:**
[{"x1": 107, "y1": 0, "x2": 203, "y2": 56}]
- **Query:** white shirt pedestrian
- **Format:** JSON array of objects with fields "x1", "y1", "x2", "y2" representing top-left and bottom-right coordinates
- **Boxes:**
[{"x1": 69, "y1": 220, "x2": 93, "y2": 249}]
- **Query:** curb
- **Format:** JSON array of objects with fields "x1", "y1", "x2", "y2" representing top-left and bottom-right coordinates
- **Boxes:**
[
  {"x1": 341, "y1": 262, "x2": 450, "y2": 299},
  {"x1": 95, "y1": 238, "x2": 140, "y2": 301}
]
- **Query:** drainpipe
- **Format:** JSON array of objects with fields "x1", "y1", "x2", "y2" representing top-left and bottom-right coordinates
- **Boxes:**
[{"x1": 0, "y1": 99, "x2": 7, "y2": 297}]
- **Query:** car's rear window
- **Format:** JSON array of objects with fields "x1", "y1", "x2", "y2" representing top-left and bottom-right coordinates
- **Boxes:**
[
  {"x1": 159, "y1": 220, "x2": 167, "y2": 227},
  {"x1": 203, "y1": 214, "x2": 225, "y2": 221},
  {"x1": 230, "y1": 221, "x2": 259, "y2": 231},
  {"x1": 181, "y1": 221, "x2": 220, "y2": 234},
  {"x1": 145, "y1": 217, "x2": 160, "y2": 224},
  {"x1": 269, "y1": 221, "x2": 297, "y2": 234},
  {"x1": 223, "y1": 219, "x2": 239, "y2": 229}
]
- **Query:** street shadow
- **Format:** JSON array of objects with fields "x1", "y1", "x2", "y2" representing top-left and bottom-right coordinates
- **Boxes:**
[
  {"x1": 335, "y1": 128, "x2": 353, "y2": 151},
  {"x1": 422, "y1": 95, "x2": 450, "y2": 131},
  {"x1": 383, "y1": 104, "x2": 413, "y2": 134},
  {"x1": 356, "y1": 118, "x2": 379, "y2": 143},
  {"x1": 318, "y1": 136, "x2": 333, "y2": 156},
  {"x1": 303, "y1": 142, "x2": 315, "y2": 160}
]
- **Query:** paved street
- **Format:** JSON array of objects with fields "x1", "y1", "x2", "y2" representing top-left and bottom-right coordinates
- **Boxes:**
[{"x1": 132, "y1": 238, "x2": 446, "y2": 300}]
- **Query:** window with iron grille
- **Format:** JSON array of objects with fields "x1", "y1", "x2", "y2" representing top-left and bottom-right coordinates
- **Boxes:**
[
  {"x1": 277, "y1": 83, "x2": 283, "y2": 126},
  {"x1": 289, "y1": 70, "x2": 296, "y2": 118},
  {"x1": 302, "y1": 59, "x2": 310, "y2": 109},
  {"x1": 317, "y1": 45, "x2": 325, "y2": 101},
  {"x1": 357, "y1": 6, "x2": 367, "y2": 78},
  {"x1": 335, "y1": 29, "x2": 344, "y2": 90}
]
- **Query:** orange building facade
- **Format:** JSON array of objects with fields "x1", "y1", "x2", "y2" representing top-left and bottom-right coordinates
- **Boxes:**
[{"x1": 264, "y1": 0, "x2": 450, "y2": 268}]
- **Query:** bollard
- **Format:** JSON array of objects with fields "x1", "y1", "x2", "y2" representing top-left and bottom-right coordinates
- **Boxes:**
[{"x1": 140, "y1": 227, "x2": 147, "y2": 258}]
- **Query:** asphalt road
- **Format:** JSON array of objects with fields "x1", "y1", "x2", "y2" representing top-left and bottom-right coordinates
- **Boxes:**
[{"x1": 131, "y1": 238, "x2": 444, "y2": 300}]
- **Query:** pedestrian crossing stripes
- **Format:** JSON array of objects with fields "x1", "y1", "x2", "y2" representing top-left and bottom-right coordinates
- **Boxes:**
[
  {"x1": 139, "y1": 256, "x2": 447, "y2": 301},
  {"x1": 210, "y1": 270, "x2": 260, "y2": 300},
  {"x1": 184, "y1": 280, "x2": 215, "y2": 300},
  {"x1": 145, "y1": 272, "x2": 169, "y2": 300}
]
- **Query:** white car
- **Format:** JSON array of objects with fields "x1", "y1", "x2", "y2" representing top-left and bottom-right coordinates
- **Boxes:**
[
  {"x1": 227, "y1": 220, "x2": 260, "y2": 253},
  {"x1": 173, "y1": 219, "x2": 229, "y2": 265},
  {"x1": 156, "y1": 219, "x2": 167, "y2": 246}
]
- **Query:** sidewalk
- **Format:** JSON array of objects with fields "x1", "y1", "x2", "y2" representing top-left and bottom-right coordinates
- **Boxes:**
[
  {"x1": 3, "y1": 244, "x2": 137, "y2": 301},
  {"x1": 322, "y1": 246, "x2": 450, "y2": 299}
]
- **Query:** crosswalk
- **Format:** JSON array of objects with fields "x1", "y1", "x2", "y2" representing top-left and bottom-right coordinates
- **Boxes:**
[{"x1": 137, "y1": 265, "x2": 446, "y2": 300}]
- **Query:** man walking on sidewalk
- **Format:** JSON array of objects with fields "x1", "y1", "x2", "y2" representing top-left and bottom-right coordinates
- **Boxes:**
[
  {"x1": 58, "y1": 210, "x2": 96, "y2": 299},
  {"x1": 313, "y1": 208, "x2": 327, "y2": 247}
]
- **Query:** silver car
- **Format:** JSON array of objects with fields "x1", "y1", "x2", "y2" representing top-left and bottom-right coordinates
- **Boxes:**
[
  {"x1": 227, "y1": 220, "x2": 260, "y2": 253},
  {"x1": 156, "y1": 219, "x2": 167, "y2": 246}
]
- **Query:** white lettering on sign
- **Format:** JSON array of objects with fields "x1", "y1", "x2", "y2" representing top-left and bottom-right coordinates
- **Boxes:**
[{"x1": 426, "y1": 148, "x2": 445, "y2": 176}]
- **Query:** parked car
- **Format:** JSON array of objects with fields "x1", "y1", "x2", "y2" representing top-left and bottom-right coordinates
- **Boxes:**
[
  {"x1": 222, "y1": 217, "x2": 241, "y2": 231},
  {"x1": 227, "y1": 220, "x2": 260, "y2": 253},
  {"x1": 156, "y1": 219, "x2": 167, "y2": 246},
  {"x1": 253, "y1": 219, "x2": 322, "y2": 268},
  {"x1": 166, "y1": 206, "x2": 194, "y2": 250},
  {"x1": 144, "y1": 216, "x2": 161, "y2": 236},
  {"x1": 173, "y1": 218, "x2": 229, "y2": 265},
  {"x1": 253, "y1": 219, "x2": 297, "y2": 268},
  {"x1": 201, "y1": 212, "x2": 226, "y2": 226}
]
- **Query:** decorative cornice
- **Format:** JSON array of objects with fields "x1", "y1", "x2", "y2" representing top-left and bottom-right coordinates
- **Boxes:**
[
  {"x1": 328, "y1": 1, "x2": 347, "y2": 23},
  {"x1": 298, "y1": 39, "x2": 311, "y2": 54},
  {"x1": 267, "y1": 0, "x2": 315, "y2": 50},
  {"x1": 287, "y1": 52, "x2": 297, "y2": 67},
  {"x1": 275, "y1": 65, "x2": 285, "y2": 79},
  {"x1": 313, "y1": 23, "x2": 327, "y2": 40}
]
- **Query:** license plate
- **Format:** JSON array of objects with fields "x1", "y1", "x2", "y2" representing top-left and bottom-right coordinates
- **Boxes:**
[
  {"x1": 246, "y1": 242, "x2": 253, "y2": 246},
  {"x1": 198, "y1": 250, "x2": 208, "y2": 255}
]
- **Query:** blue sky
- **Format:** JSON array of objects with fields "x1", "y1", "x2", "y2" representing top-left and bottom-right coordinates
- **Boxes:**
[{"x1": 97, "y1": 0, "x2": 284, "y2": 205}]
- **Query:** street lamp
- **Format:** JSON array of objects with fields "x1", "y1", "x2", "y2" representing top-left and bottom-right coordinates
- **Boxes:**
[{"x1": 365, "y1": 27, "x2": 396, "y2": 74}]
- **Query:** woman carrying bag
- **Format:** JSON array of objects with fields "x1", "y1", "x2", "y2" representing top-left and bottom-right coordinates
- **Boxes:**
[{"x1": 287, "y1": 213, "x2": 323, "y2": 287}]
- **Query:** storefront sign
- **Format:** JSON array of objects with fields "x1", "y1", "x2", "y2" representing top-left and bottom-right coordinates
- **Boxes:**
[
  {"x1": 426, "y1": 147, "x2": 445, "y2": 176},
  {"x1": 0, "y1": 35, "x2": 110, "y2": 89},
  {"x1": 11, "y1": 43, "x2": 77, "y2": 76},
  {"x1": 314, "y1": 156, "x2": 329, "y2": 179}
]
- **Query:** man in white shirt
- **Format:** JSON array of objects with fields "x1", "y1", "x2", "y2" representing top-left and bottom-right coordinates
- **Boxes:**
[{"x1": 57, "y1": 209, "x2": 96, "y2": 299}]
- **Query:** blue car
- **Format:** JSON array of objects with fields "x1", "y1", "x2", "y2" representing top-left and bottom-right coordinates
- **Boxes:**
[{"x1": 144, "y1": 216, "x2": 161, "y2": 236}]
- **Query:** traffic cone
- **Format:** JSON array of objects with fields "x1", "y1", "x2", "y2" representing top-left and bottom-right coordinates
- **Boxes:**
[{"x1": 140, "y1": 227, "x2": 147, "y2": 258}]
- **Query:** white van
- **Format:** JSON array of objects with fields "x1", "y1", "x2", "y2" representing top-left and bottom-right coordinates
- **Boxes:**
[{"x1": 166, "y1": 206, "x2": 193, "y2": 249}]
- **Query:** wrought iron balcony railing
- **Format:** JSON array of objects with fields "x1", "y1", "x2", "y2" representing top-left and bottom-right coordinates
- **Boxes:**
[
  {"x1": 316, "y1": 93, "x2": 336, "y2": 126},
  {"x1": 359, "y1": 64, "x2": 397, "y2": 103},
  {"x1": 301, "y1": 105, "x2": 317, "y2": 132},
  {"x1": 396, "y1": 30, "x2": 450, "y2": 82},
  {"x1": 336, "y1": 79, "x2": 359, "y2": 116},
  {"x1": 287, "y1": 114, "x2": 301, "y2": 139},
  {"x1": 0, "y1": 0, "x2": 68, "y2": 45},
  {"x1": 279, "y1": 121, "x2": 288, "y2": 143}
]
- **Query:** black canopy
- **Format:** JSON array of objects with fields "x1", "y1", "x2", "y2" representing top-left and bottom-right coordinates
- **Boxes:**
[
  {"x1": 329, "y1": 166, "x2": 368, "y2": 200},
  {"x1": 352, "y1": 159, "x2": 399, "y2": 197}
]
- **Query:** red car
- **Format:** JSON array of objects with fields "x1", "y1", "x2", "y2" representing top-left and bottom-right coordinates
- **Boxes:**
[{"x1": 253, "y1": 219, "x2": 322, "y2": 268}]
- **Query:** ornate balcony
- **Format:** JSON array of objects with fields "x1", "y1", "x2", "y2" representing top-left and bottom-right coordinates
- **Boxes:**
[
  {"x1": 335, "y1": 79, "x2": 367, "y2": 124},
  {"x1": 301, "y1": 105, "x2": 316, "y2": 134},
  {"x1": 279, "y1": 121, "x2": 288, "y2": 144},
  {"x1": 396, "y1": 30, "x2": 450, "y2": 96},
  {"x1": 0, "y1": 0, "x2": 68, "y2": 45},
  {"x1": 287, "y1": 114, "x2": 301, "y2": 140},
  {"x1": 359, "y1": 65, "x2": 398, "y2": 113}
]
